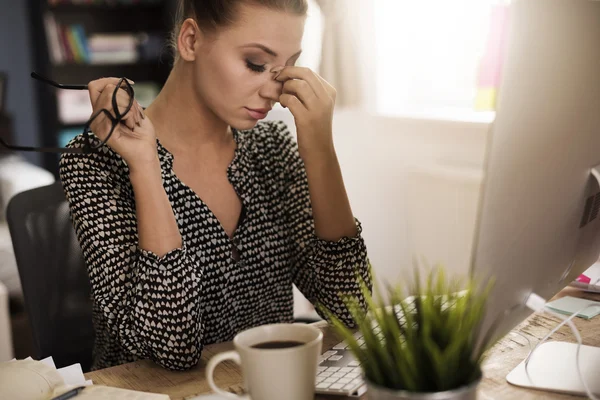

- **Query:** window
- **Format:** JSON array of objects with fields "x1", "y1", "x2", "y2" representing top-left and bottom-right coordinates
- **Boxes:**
[{"x1": 374, "y1": 0, "x2": 502, "y2": 117}]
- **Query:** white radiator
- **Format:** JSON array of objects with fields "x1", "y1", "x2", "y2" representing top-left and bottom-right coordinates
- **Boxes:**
[{"x1": 405, "y1": 162, "x2": 484, "y2": 278}]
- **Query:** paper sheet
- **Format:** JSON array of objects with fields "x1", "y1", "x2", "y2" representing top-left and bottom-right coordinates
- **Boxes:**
[
  {"x1": 52, "y1": 385, "x2": 170, "y2": 400},
  {"x1": 2, "y1": 357, "x2": 168, "y2": 399}
]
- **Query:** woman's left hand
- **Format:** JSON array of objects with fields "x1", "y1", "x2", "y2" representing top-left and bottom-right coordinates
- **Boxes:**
[{"x1": 274, "y1": 66, "x2": 336, "y2": 157}]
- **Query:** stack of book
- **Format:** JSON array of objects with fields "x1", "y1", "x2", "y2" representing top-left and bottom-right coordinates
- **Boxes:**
[
  {"x1": 48, "y1": 0, "x2": 162, "y2": 5},
  {"x1": 87, "y1": 33, "x2": 140, "y2": 64},
  {"x1": 43, "y1": 13, "x2": 144, "y2": 64}
]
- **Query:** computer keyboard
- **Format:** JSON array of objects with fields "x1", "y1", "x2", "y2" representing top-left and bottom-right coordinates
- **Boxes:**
[
  {"x1": 315, "y1": 329, "x2": 369, "y2": 397},
  {"x1": 315, "y1": 298, "x2": 419, "y2": 396}
]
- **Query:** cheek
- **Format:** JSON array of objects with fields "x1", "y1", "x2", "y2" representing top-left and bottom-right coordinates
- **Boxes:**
[{"x1": 196, "y1": 54, "x2": 266, "y2": 108}]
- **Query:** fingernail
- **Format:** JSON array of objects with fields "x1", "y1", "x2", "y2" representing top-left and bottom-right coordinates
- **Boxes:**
[
  {"x1": 270, "y1": 66, "x2": 284, "y2": 73},
  {"x1": 126, "y1": 78, "x2": 135, "y2": 85}
]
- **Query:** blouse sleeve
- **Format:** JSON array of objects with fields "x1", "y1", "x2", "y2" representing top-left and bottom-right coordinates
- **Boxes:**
[
  {"x1": 270, "y1": 121, "x2": 372, "y2": 326},
  {"x1": 59, "y1": 136, "x2": 205, "y2": 370}
]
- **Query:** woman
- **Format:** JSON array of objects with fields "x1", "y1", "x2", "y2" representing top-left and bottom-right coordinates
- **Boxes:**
[{"x1": 60, "y1": 0, "x2": 371, "y2": 371}]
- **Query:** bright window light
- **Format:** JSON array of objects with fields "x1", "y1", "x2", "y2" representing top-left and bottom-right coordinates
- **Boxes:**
[{"x1": 374, "y1": 0, "x2": 501, "y2": 116}]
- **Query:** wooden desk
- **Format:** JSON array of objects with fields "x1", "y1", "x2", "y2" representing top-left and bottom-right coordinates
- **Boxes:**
[{"x1": 85, "y1": 288, "x2": 600, "y2": 400}]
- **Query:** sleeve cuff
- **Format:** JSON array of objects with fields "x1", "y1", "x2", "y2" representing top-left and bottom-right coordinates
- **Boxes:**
[
  {"x1": 137, "y1": 244, "x2": 189, "y2": 272},
  {"x1": 313, "y1": 218, "x2": 363, "y2": 249}
]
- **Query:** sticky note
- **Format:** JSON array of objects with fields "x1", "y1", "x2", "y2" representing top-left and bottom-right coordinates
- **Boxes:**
[{"x1": 545, "y1": 296, "x2": 600, "y2": 320}]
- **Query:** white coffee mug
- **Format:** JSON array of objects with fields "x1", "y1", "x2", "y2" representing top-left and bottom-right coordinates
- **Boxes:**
[{"x1": 206, "y1": 323, "x2": 323, "y2": 400}]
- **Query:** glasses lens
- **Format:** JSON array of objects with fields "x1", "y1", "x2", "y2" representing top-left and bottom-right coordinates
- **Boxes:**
[{"x1": 111, "y1": 78, "x2": 135, "y2": 120}]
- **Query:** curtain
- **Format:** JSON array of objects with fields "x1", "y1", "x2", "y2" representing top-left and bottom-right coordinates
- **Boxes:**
[
  {"x1": 315, "y1": 0, "x2": 365, "y2": 108},
  {"x1": 474, "y1": 2, "x2": 511, "y2": 111}
]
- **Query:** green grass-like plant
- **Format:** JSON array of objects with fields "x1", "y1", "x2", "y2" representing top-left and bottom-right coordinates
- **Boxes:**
[{"x1": 319, "y1": 265, "x2": 494, "y2": 393}]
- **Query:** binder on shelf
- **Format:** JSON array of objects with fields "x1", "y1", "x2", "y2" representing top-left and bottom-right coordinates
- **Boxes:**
[
  {"x1": 73, "y1": 25, "x2": 90, "y2": 62},
  {"x1": 43, "y1": 13, "x2": 63, "y2": 64}
]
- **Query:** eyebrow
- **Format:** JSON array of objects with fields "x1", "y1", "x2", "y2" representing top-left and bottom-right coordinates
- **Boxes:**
[{"x1": 240, "y1": 43, "x2": 302, "y2": 60}]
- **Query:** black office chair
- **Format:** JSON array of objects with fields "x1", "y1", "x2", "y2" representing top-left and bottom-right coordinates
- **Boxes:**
[{"x1": 6, "y1": 181, "x2": 94, "y2": 371}]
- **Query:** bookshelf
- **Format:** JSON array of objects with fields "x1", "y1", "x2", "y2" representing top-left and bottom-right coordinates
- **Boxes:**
[{"x1": 27, "y1": 0, "x2": 176, "y2": 176}]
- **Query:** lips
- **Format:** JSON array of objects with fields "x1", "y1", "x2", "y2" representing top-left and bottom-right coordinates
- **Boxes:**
[{"x1": 245, "y1": 107, "x2": 271, "y2": 120}]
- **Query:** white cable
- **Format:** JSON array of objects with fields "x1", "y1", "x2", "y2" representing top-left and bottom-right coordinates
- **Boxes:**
[
  {"x1": 508, "y1": 330, "x2": 533, "y2": 351},
  {"x1": 524, "y1": 293, "x2": 600, "y2": 399},
  {"x1": 542, "y1": 307, "x2": 598, "y2": 400}
]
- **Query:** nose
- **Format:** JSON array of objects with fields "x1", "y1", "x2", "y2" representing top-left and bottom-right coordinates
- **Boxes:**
[{"x1": 259, "y1": 75, "x2": 283, "y2": 105}]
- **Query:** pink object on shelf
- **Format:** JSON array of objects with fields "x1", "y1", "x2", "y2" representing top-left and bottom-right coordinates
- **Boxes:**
[{"x1": 577, "y1": 274, "x2": 592, "y2": 284}]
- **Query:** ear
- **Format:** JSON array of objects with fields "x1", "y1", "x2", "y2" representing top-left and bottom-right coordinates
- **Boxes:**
[{"x1": 178, "y1": 18, "x2": 203, "y2": 62}]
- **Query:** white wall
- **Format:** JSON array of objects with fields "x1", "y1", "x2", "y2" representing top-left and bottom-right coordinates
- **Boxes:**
[{"x1": 267, "y1": 106, "x2": 491, "y2": 306}]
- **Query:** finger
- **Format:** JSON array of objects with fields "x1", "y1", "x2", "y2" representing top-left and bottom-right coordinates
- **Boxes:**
[
  {"x1": 275, "y1": 66, "x2": 326, "y2": 98},
  {"x1": 279, "y1": 93, "x2": 306, "y2": 117},
  {"x1": 314, "y1": 74, "x2": 337, "y2": 101},
  {"x1": 113, "y1": 97, "x2": 137, "y2": 129},
  {"x1": 281, "y1": 79, "x2": 318, "y2": 109},
  {"x1": 111, "y1": 94, "x2": 136, "y2": 130},
  {"x1": 138, "y1": 102, "x2": 146, "y2": 119},
  {"x1": 128, "y1": 99, "x2": 140, "y2": 127},
  {"x1": 88, "y1": 110, "x2": 113, "y2": 142},
  {"x1": 88, "y1": 77, "x2": 134, "y2": 106},
  {"x1": 137, "y1": 101, "x2": 145, "y2": 122}
]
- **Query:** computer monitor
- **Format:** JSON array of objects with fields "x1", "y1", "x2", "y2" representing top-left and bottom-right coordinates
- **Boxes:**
[{"x1": 470, "y1": 0, "x2": 600, "y2": 395}]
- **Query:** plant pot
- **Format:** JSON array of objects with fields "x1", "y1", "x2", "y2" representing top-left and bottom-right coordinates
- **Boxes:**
[{"x1": 366, "y1": 377, "x2": 481, "y2": 400}]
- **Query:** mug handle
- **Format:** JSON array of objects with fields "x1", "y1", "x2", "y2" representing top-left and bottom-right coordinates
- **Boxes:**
[{"x1": 206, "y1": 351, "x2": 250, "y2": 400}]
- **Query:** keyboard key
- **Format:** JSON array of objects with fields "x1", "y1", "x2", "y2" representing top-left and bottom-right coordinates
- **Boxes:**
[
  {"x1": 340, "y1": 367, "x2": 354, "y2": 373},
  {"x1": 331, "y1": 372, "x2": 345, "y2": 379},
  {"x1": 319, "y1": 371, "x2": 333, "y2": 377},
  {"x1": 333, "y1": 343, "x2": 347, "y2": 350},
  {"x1": 327, "y1": 367, "x2": 340, "y2": 372},
  {"x1": 323, "y1": 377, "x2": 337, "y2": 384},
  {"x1": 323, "y1": 351, "x2": 337, "y2": 357},
  {"x1": 317, "y1": 382, "x2": 331, "y2": 389},
  {"x1": 316, "y1": 376, "x2": 325, "y2": 383},
  {"x1": 348, "y1": 361, "x2": 360, "y2": 367},
  {"x1": 352, "y1": 367, "x2": 362, "y2": 373},
  {"x1": 347, "y1": 372, "x2": 360, "y2": 379},
  {"x1": 352, "y1": 378, "x2": 364, "y2": 385},
  {"x1": 330, "y1": 383, "x2": 345, "y2": 390},
  {"x1": 338, "y1": 378, "x2": 352, "y2": 384},
  {"x1": 317, "y1": 367, "x2": 327, "y2": 373},
  {"x1": 328, "y1": 355, "x2": 343, "y2": 361}
]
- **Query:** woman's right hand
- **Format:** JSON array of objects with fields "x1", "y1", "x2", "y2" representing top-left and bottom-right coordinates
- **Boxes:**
[{"x1": 87, "y1": 77, "x2": 158, "y2": 168}]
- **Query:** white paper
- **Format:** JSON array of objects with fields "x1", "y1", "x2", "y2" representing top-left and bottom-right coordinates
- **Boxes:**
[
  {"x1": 52, "y1": 385, "x2": 170, "y2": 399},
  {"x1": 40, "y1": 356, "x2": 56, "y2": 369},
  {"x1": 57, "y1": 363, "x2": 86, "y2": 386}
]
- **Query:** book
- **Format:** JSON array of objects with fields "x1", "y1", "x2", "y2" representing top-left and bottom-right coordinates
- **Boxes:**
[
  {"x1": 0, "y1": 357, "x2": 170, "y2": 400},
  {"x1": 43, "y1": 13, "x2": 63, "y2": 64}
]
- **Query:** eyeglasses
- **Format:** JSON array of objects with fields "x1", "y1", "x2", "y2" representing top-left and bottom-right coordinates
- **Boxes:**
[{"x1": 0, "y1": 72, "x2": 135, "y2": 154}]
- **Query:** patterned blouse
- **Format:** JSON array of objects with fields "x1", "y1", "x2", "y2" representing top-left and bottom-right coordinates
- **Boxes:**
[{"x1": 59, "y1": 120, "x2": 371, "y2": 371}]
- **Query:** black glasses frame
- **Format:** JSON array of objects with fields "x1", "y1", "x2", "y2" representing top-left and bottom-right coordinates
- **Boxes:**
[{"x1": 0, "y1": 72, "x2": 135, "y2": 154}]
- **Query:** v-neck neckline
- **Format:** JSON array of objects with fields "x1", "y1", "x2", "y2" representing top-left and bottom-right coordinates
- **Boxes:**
[{"x1": 156, "y1": 128, "x2": 246, "y2": 243}]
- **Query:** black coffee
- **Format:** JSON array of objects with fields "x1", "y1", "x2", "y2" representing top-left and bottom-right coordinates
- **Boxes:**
[{"x1": 251, "y1": 340, "x2": 304, "y2": 349}]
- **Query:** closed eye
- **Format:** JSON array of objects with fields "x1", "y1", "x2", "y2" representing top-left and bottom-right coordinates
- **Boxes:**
[{"x1": 246, "y1": 60, "x2": 266, "y2": 73}]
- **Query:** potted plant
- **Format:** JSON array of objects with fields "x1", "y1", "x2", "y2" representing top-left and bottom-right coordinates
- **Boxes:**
[{"x1": 320, "y1": 267, "x2": 495, "y2": 400}]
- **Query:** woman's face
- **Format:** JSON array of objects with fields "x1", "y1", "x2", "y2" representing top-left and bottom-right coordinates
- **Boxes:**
[{"x1": 188, "y1": 3, "x2": 306, "y2": 130}]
